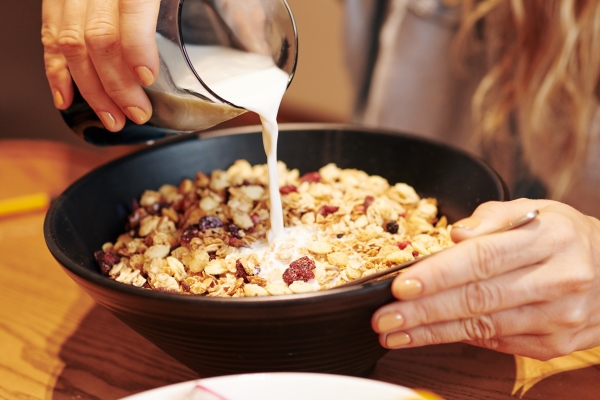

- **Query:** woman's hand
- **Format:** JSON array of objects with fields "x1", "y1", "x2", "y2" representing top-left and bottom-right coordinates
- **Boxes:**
[
  {"x1": 41, "y1": 0, "x2": 160, "y2": 132},
  {"x1": 372, "y1": 199, "x2": 600, "y2": 360}
]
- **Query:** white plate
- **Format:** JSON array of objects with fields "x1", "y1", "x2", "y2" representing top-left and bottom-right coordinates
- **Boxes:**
[{"x1": 121, "y1": 372, "x2": 425, "y2": 400}]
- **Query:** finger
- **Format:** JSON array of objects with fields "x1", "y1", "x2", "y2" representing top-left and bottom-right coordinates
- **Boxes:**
[
  {"x1": 42, "y1": 0, "x2": 73, "y2": 109},
  {"x1": 378, "y1": 304, "x2": 570, "y2": 352},
  {"x1": 390, "y1": 220, "x2": 550, "y2": 301},
  {"x1": 85, "y1": 0, "x2": 152, "y2": 125},
  {"x1": 450, "y1": 199, "x2": 554, "y2": 242},
  {"x1": 59, "y1": 0, "x2": 125, "y2": 131},
  {"x1": 119, "y1": 0, "x2": 161, "y2": 86},
  {"x1": 374, "y1": 263, "x2": 554, "y2": 333}
]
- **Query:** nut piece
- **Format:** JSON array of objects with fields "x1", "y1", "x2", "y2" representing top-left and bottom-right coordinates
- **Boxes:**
[
  {"x1": 307, "y1": 241, "x2": 333, "y2": 255},
  {"x1": 289, "y1": 281, "x2": 316, "y2": 293},
  {"x1": 244, "y1": 284, "x2": 269, "y2": 297},
  {"x1": 327, "y1": 252, "x2": 348, "y2": 267},
  {"x1": 385, "y1": 250, "x2": 414, "y2": 263}
]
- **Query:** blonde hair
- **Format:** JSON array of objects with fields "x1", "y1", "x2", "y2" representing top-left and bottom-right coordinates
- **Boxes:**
[{"x1": 453, "y1": 0, "x2": 600, "y2": 198}]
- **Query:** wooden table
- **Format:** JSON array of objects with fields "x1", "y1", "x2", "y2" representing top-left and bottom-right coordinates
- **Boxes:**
[{"x1": 2, "y1": 139, "x2": 599, "y2": 400}]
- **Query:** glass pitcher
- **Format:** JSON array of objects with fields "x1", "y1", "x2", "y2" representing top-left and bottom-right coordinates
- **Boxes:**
[{"x1": 61, "y1": 0, "x2": 297, "y2": 146}]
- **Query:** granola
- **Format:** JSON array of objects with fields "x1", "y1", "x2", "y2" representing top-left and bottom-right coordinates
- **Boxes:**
[{"x1": 95, "y1": 161, "x2": 454, "y2": 297}]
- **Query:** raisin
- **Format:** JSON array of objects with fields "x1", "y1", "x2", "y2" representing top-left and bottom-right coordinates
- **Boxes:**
[
  {"x1": 279, "y1": 185, "x2": 298, "y2": 194},
  {"x1": 227, "y1": 223, "x2": 243, "y2": 239},
  {"x1": 94, "y1": 250, "x2": 121, "y2": 276},
  {"x1": 235, "y1": 259, "x2": 249, "y2": 283},
  {"x1": 318, "y1": 205, "x2": 339, "y2": 217},
  {"x1": 386, "y1": 221, "x2": 399, "y2": 234},
  {"x1": 282, "y1": 256, "x2": 316, "y2": 285},
  {"x1": 181, "y1": 224, "x2": 200, "y2": 244},
  {"x1": 199, "y1": 215, "x2": 224, "y2": 230},
  {"x1": 300, "y1": 172, "x2": 321, "y2": 183},
  {"x1": 181, "y1": 282, "x2": 191, "y2": 292}
]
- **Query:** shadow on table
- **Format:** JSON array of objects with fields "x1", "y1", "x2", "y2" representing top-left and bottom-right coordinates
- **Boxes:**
[
  {"x1": 371, "y1": 342, "x2": 600, "y2": 400},
  {"x1": 53, "y1": 304, "x2": 600, "y2": 400},
  {"x1": 52, "y1": 305, "x2": 199, "y2": 400}
]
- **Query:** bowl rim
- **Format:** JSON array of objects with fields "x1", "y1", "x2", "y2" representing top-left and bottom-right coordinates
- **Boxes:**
[{"x1": 44, "y1": 123, "x2": 508, "y2": 306}]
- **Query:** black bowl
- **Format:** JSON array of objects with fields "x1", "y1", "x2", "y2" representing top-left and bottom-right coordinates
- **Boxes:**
[{"x1": 44, "y1": 124, "x2": 508, "y2": 377}]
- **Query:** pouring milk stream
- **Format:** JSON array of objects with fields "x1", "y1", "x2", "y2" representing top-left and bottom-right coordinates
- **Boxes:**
[
  {"x1": 163, "y1": 41, "x2": 325, "y2": 287},
  {"x1": 167, "y1": 43, "x2": 288, "y2": 241}
]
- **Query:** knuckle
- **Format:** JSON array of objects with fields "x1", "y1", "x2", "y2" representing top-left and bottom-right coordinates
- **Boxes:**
[
  {"x1": 460, "y1": 315, "x2": 497, "y2": 341},
  {"x1": 463, "y1": 281, "x2": 499, "y2": 316},
  {"x1": 410, "y1": 300, "x2": 434, "y2": 325},
  {"x1": 556, "y1": 305, "x2": 587, "y2": 329},
  {"x1": 84, "y1": 20, "x2": 121, "y2": 54},
  {"x1": 58, "y1": 29, "x2": 87, "y2": 59},
  {"x1": 469, "y1": 241, "x2": 501, "y2": 281},
  {"x1": 419, "y1": 325, "x2": 444, "y2": 345},
  {"x1": 104, "y1": 84, "x2": 131, "y2": 100},
  {"x1": 41, "y1": 25, "x2": 60, "y2": 53},
  {"x1": 542, "y1": 336, "x2": 577, "y2": 359}
]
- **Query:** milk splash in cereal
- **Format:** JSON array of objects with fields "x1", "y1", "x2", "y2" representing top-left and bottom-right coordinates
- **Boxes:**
[{"x1": 165, "y1": 41, "x2": 289, "y2": 241}]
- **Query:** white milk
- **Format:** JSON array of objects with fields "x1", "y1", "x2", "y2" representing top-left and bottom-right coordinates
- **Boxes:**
[{"x1": 160, "y1": 37, "x2": 290, "y2": 241}]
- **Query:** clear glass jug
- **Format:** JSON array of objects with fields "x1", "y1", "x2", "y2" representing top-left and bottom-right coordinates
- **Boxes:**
[{"x1": 61, "y1": 0, "x2": 297, "y2": 145}]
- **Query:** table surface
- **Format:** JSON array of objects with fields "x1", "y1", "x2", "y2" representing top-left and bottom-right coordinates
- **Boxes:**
[{"x1": 2, "y1": 139, "x2": 599, "y2": 400}]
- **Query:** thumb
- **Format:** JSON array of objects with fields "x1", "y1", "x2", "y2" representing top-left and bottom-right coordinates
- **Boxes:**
[{"x1": 451, "y1": 199, "x2": 551, "y2": 242}]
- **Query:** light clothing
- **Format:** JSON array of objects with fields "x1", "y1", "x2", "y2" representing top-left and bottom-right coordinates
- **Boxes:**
[{"x1": 343, "y1": 0, "x2": 600, "y2": 218}]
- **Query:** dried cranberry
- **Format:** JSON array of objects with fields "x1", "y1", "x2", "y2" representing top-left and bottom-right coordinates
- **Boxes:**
[
  {"x1": 181, "y1": 282, "x2": 191, "y2": 292},
  {"x1": 235, "y1": 259, "x2": 249, "y2": 282},
  {"x1": 300, "y1": 172, "x2": 321, "y2": 183},
  {"x1": 227, "y1": 223, "x2": 243, "y2": 239},
  {"x1": 251, "y1": 213, "x2": 260, "y2": 225},
  {"x1": 385, "y1": 221, "x2": 399, "y2": 234},
  {"x1": 318, "y1": 205, "x2": 339, "y2": 217},
  {"x1": 94, "y1": 250, "x2": 121, "y2": 276},
  {"x1": 363, "y1": 196, "x2": 375, "y2": 210},
  {"x1": 228, "y1": 237, "x2": 248, "y2": 248},
  {"x1": 198, "y1": 215, "x2": 224, "y2": 230},
  {"x1": 279, "y1": 185, "x2": 298, "y2": 194},
  {"x1": 282, "y1": 256, "x2": 316, "y2": 285},
  {"x1": 398, "y1": 240, "x2": 411, "y2": 250},
  {"x1": 181, "y1": 224, "x2": 200, "y2": 244},
  {"x1": 209, "y1": 253, "x2": 217, "y2": 261},
  {"x1": 412, "y1": 251, "x2": 419, "y2": 258}
]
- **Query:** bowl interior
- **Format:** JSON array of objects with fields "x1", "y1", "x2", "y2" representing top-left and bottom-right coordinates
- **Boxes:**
[{"x1": 46, "y1": 124, "x2": 508, "y2": 289}]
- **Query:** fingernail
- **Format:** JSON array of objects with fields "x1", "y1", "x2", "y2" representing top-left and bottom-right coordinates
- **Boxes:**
[
  {"x1": 53, "y1": 89, "x2": 64, "y2": 109},
  {"x1": 98, "y1": 111, "x2": 116, "y2": 131},
  {"x1": 135, "y1": 66, "x2": 155, "y2": 86},
  {"x1": 385, "y1": 331, "x2": 411, "y2": 348},
  {"x1": 377, "y1": 313, "x2": 404, "y2": 332},
  {"x1": 453, "y1": 216, "x2": 481, "y2": 230},
  {"x1": 125, "y1": 106, "x2": 149, "y2": 124},
  {"x1": 393, "y1": 278, "x2": 423, "y2": 299}
]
